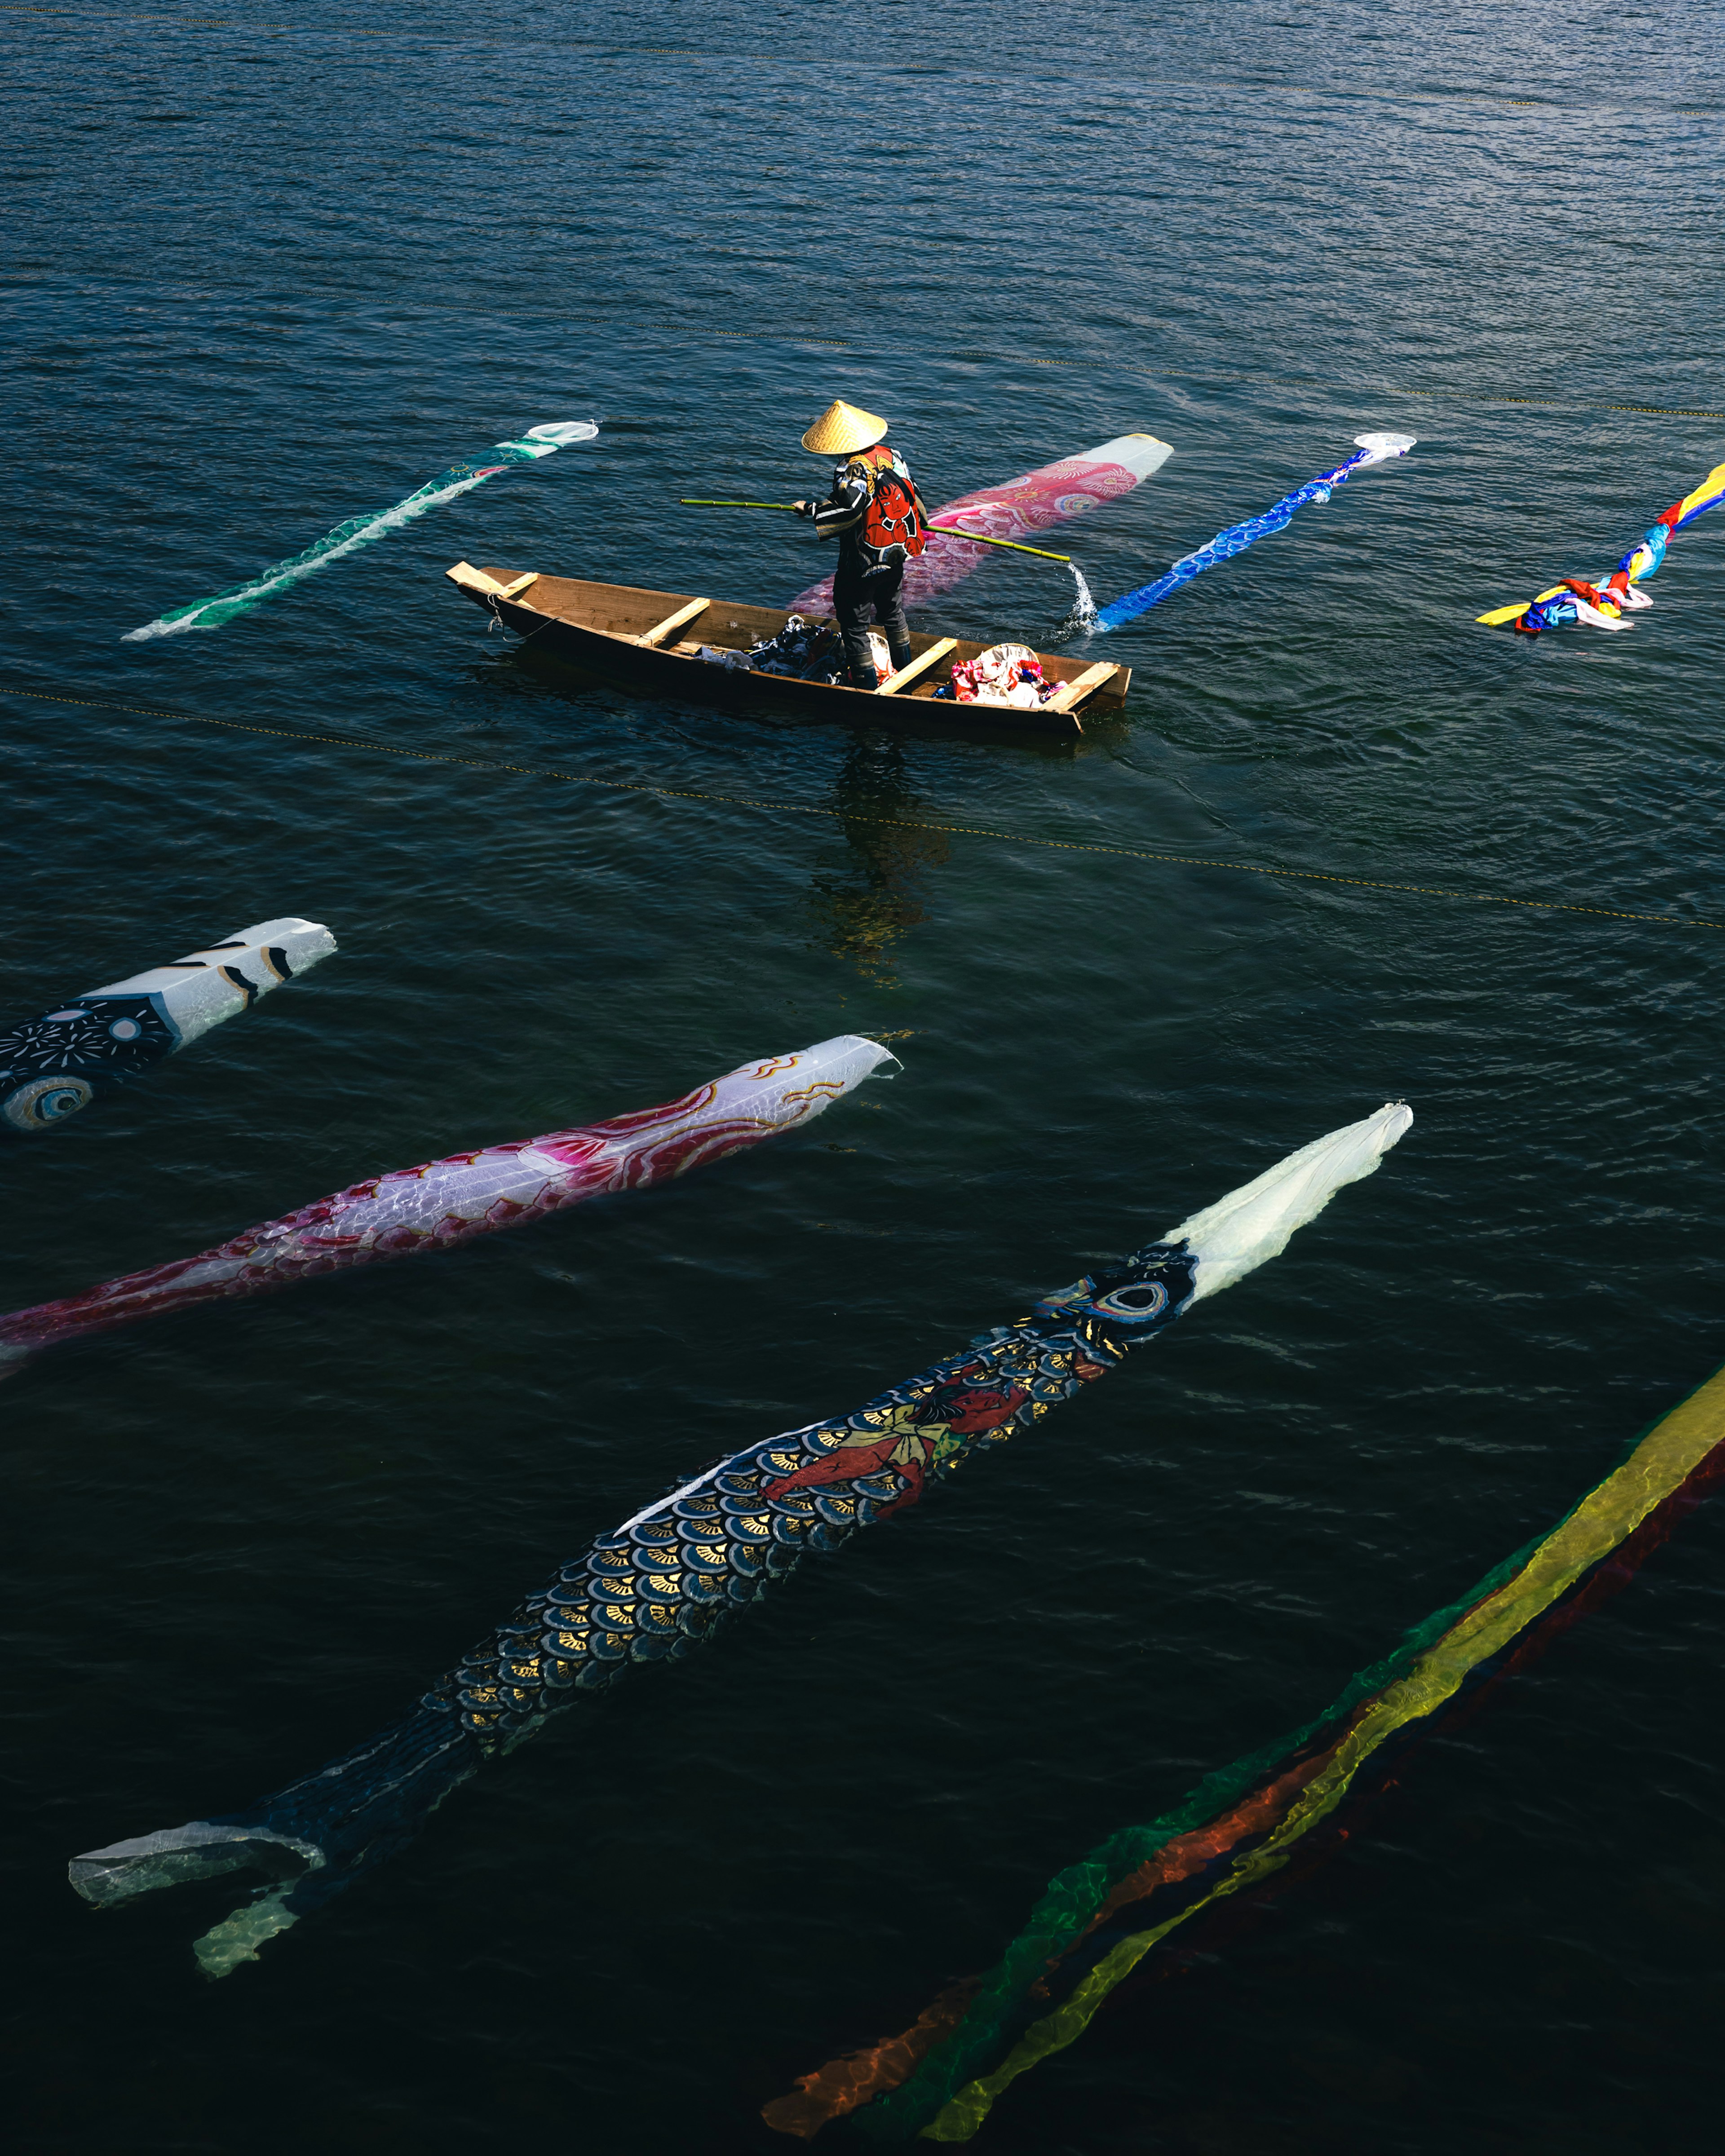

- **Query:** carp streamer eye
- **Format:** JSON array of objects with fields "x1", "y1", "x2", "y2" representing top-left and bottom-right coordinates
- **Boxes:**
[
  {"x1": 4, "y1": 1076, "x2": 96, "y2": 1131},
  {"x1": 1087, "y1": 1280, "x2": 1170, "y2": 1321}
]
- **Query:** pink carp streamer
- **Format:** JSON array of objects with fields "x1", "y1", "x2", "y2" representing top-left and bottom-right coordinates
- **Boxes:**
[
  {"x1": 787, "y1": 434, "x2": 1173, "y2": 616},
  {"x1": 0, "y1": 1034, "x2": 892, "y2": 1379}
]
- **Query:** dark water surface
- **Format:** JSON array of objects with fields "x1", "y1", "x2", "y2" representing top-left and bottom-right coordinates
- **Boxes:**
[{"x1": 5, "y1": 3, "x2": 1725, "y2": 2149}]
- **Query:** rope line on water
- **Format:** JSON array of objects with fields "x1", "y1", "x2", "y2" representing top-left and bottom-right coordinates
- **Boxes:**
[
  {"x1": 4, "y1": 271, "x2": 1719, "y2": 421},
  {"x1": 656, "y1": 336, "x2": 1725, "y2": 419},
  {"x1": 0, "y1": 6, "x2": 1715, "y2": 117},
  {"x1": 2, "y1": 683, "x2": 1717, "y2": 934}
]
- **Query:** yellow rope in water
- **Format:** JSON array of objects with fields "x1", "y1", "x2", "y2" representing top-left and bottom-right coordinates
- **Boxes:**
[
  {"x1": 0, "y1": 7, "x2": 1713, "y2": 119},
  {"x1": 2, "y1": 683, "x2": 1716, "y2": 932}
]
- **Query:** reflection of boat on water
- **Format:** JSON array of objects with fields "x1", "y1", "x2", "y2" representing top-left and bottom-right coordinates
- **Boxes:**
[
  {"x1": 809, "y1": 737, "x2": 952, "y2": 981},
  {"x1": 447, "y1": 565, "x2": 1130, "y2": 737}
]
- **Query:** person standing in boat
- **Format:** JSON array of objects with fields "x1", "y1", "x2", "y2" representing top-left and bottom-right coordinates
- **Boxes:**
[{"x1": 793, "y1": 400, "x2": 930, "y2": 690}]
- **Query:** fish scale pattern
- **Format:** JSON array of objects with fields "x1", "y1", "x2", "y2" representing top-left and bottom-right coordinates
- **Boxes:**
[
  {"x1": 63, "y1": 1239, "x2": 1202, "y2": 1975},
  {"x1": 435, "y1": 1242, "x2": 1201, "y2": 1746}
]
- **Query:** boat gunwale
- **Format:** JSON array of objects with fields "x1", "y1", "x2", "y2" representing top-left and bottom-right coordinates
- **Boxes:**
[{"x1": 451, "y1": 565, "x2": 1129, "y2": 735}]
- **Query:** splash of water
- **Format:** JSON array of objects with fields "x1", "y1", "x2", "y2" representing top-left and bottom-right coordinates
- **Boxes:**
[{"x1": 1048, "y1": 561, "x2": 1097, "y2": 643}]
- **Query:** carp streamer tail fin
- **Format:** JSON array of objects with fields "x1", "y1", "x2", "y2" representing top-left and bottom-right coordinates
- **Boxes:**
[
  {"x1": 768, "y1": 1356, "x2": 1725, "y2": 2141},
  {"x1": 69, "y1": 1702, "x2": 476, "y2": 1978},
  {"x1": 1166, "y1": 1099, "x2": 1411, "y2": 1300}
]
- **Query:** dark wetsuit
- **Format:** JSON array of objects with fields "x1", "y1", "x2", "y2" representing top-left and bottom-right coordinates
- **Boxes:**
[{"x1": 807, "y1": 450, "x2": 922, "y2": 687}]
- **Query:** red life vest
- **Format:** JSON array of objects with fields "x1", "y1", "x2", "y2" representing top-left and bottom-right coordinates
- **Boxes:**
[{"x1": 848, "y1": 444, "x2": 928, "y2": 567}]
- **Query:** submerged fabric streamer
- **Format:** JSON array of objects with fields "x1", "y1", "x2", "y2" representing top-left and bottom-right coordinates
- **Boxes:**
[
  {"x1": 121, "y1": 420, "x2": 599, "y2": 640},
  {"x1": 772, "y1": 1357, "x2": 1725, "y2": 2143},
  {"x1": 1092, "y1": 433, "x2": 1416, "y2": 632},
  {"x1": 0, "y1": 917, "x2": 334, "y2": 1135},
  {"x1": 0, "y1": 1035, "x2": 889, "y2": 1377},
  {"x1": 66, "y1": 1103, "x2": 1409, "y2": 1976},
  {"x1": 1476, "y1": 459, "x2": 1725, "y2": 636},
  {"x1": 787, "y1": 435, "x2": 1173, "y2": 616}
]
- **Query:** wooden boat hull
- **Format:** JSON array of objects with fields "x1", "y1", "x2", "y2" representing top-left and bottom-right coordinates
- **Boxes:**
[{"x1": 447, "y1": 565, "x2": 1129, "y2": 737}]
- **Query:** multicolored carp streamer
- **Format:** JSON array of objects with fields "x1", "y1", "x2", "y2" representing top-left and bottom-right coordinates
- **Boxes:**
[
  {"x1": 66, "y1": 1103, "x2": 1410, "y2": 1977},
  {"x1": 121, "y1": 420, "x2": 599, "y2": 640},
  {"x1": 1092, "y1": 433, "x2": 1416, "y2": 632},
  {"x1": 787, "y1": 435, "x2": 1174, "y2": 616},
  {"x1": 0, "y1": 917, "x2": 335, "y2": 1136},
  {"x1": 1476, "y1": 459, "x2": 1725, "y2": 636},
  {"x1": 0, "y1": 1035, "x2": 889, "y2": 1378},
  {"x1": 770, "y1": 1358, "x2": 1725, "y2": 2143}
]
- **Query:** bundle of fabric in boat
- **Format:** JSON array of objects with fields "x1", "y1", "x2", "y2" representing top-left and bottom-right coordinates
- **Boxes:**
[
  {"x1": 934, "y1": 643, "x2": 1062, "y2": 709},
  {"x1": 745, "y1": 613, "x2": 846, "y2": 682}
]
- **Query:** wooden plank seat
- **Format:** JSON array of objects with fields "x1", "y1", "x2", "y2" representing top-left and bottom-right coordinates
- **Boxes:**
[
  {"x1": 636, "y1": 596, "x2": 711, "y2": 648},
  {"x1": 877, "y1": 637, "x2": 957, "y2": 696},
  {"x1": 1044, "y1": 661, "x2": 1121, "y2": 715}
]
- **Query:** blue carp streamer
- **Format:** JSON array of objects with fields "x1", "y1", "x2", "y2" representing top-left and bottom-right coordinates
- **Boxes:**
[
  {"x1": 121, "y1": 420, "x2": 598, "y2": 641},
  {"x1": 1094, "y1": 433, "x2": 1415, "y2": 632},
  {"x1": 65, "y1": 1105, "x2": 1409, "y2": 1979}
]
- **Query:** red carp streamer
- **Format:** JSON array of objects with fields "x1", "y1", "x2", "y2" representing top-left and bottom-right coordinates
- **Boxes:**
[
  {"x1": 0, "y1": 1035, "x2": 890, "y2": 1379},
  {"x1": 768, "y1": 1359, "x2": 1725, "y2": 2142},
  {"x1": 786, "y1": 435, "x2": 1172, "y2": 617}
]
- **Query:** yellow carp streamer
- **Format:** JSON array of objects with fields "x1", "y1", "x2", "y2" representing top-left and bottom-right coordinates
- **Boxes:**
[{"x1": 776, "y1": 1360, "x2": 1725, "y2": 2143}]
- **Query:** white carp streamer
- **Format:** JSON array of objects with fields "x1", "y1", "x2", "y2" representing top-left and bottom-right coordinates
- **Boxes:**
[
  {"x1": 122, "y1": 420, "x2": 598, "y2": 641},
  {"x1": 0, "y1": 1033, "x2": 893, "y2": 1375},
  {"x1": 1168, "y1": 1102, "x2": 1414, "y2": 1300},
  {"x1": 0, "y1": 917, "x2": 336, "y2": 1135}
]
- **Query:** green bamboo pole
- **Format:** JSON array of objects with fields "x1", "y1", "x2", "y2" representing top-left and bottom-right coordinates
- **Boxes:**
[{"x1": 677, "y1": 501, "x2": 1073, "y2": 564}]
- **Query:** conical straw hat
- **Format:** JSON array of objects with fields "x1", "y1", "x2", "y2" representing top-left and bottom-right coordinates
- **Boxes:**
[{"x1": 801, "y1": 400, "x2": 889, "y2": 455}]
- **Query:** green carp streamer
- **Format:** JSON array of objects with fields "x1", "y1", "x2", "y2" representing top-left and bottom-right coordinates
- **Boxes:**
[
  {"x1": 121, "y1": 420, "x2": 597, "y2": 641},
  {"x1": 765, "y1": 1361, "x2": 1725, "y2": 2142}
]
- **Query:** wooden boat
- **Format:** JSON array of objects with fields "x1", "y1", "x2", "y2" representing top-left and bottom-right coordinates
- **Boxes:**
[{"x1": 446, "y1": 562, "x2": 1129, "y2": 736}]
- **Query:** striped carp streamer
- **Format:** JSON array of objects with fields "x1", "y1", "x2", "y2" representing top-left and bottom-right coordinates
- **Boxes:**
[
  {"x1": 0, "y1": 1034, "x2": 890, "y2": 1379},
  {"x1": 1092, "y1": 433, "x2": 1416, "y2": 633},
  {"x1": 787, "y1": 435, "x2": 1174, "y2": 617},
  {"x1": 0, "y1": 917, "x2": 335, "y2": 1136},
  {"x1": 1477, "y1": 459, "x2": 1725, "y2": 636},
  {"x1": 66, "y1": 1102, "x2": 1410, "y2": 1976},
  {"x1": 121, "y1": 420, "x2": 599, "y2": 641},
  {"x1": 770, "y1": 1359, "x2": 1725, "y2": 2143}
]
